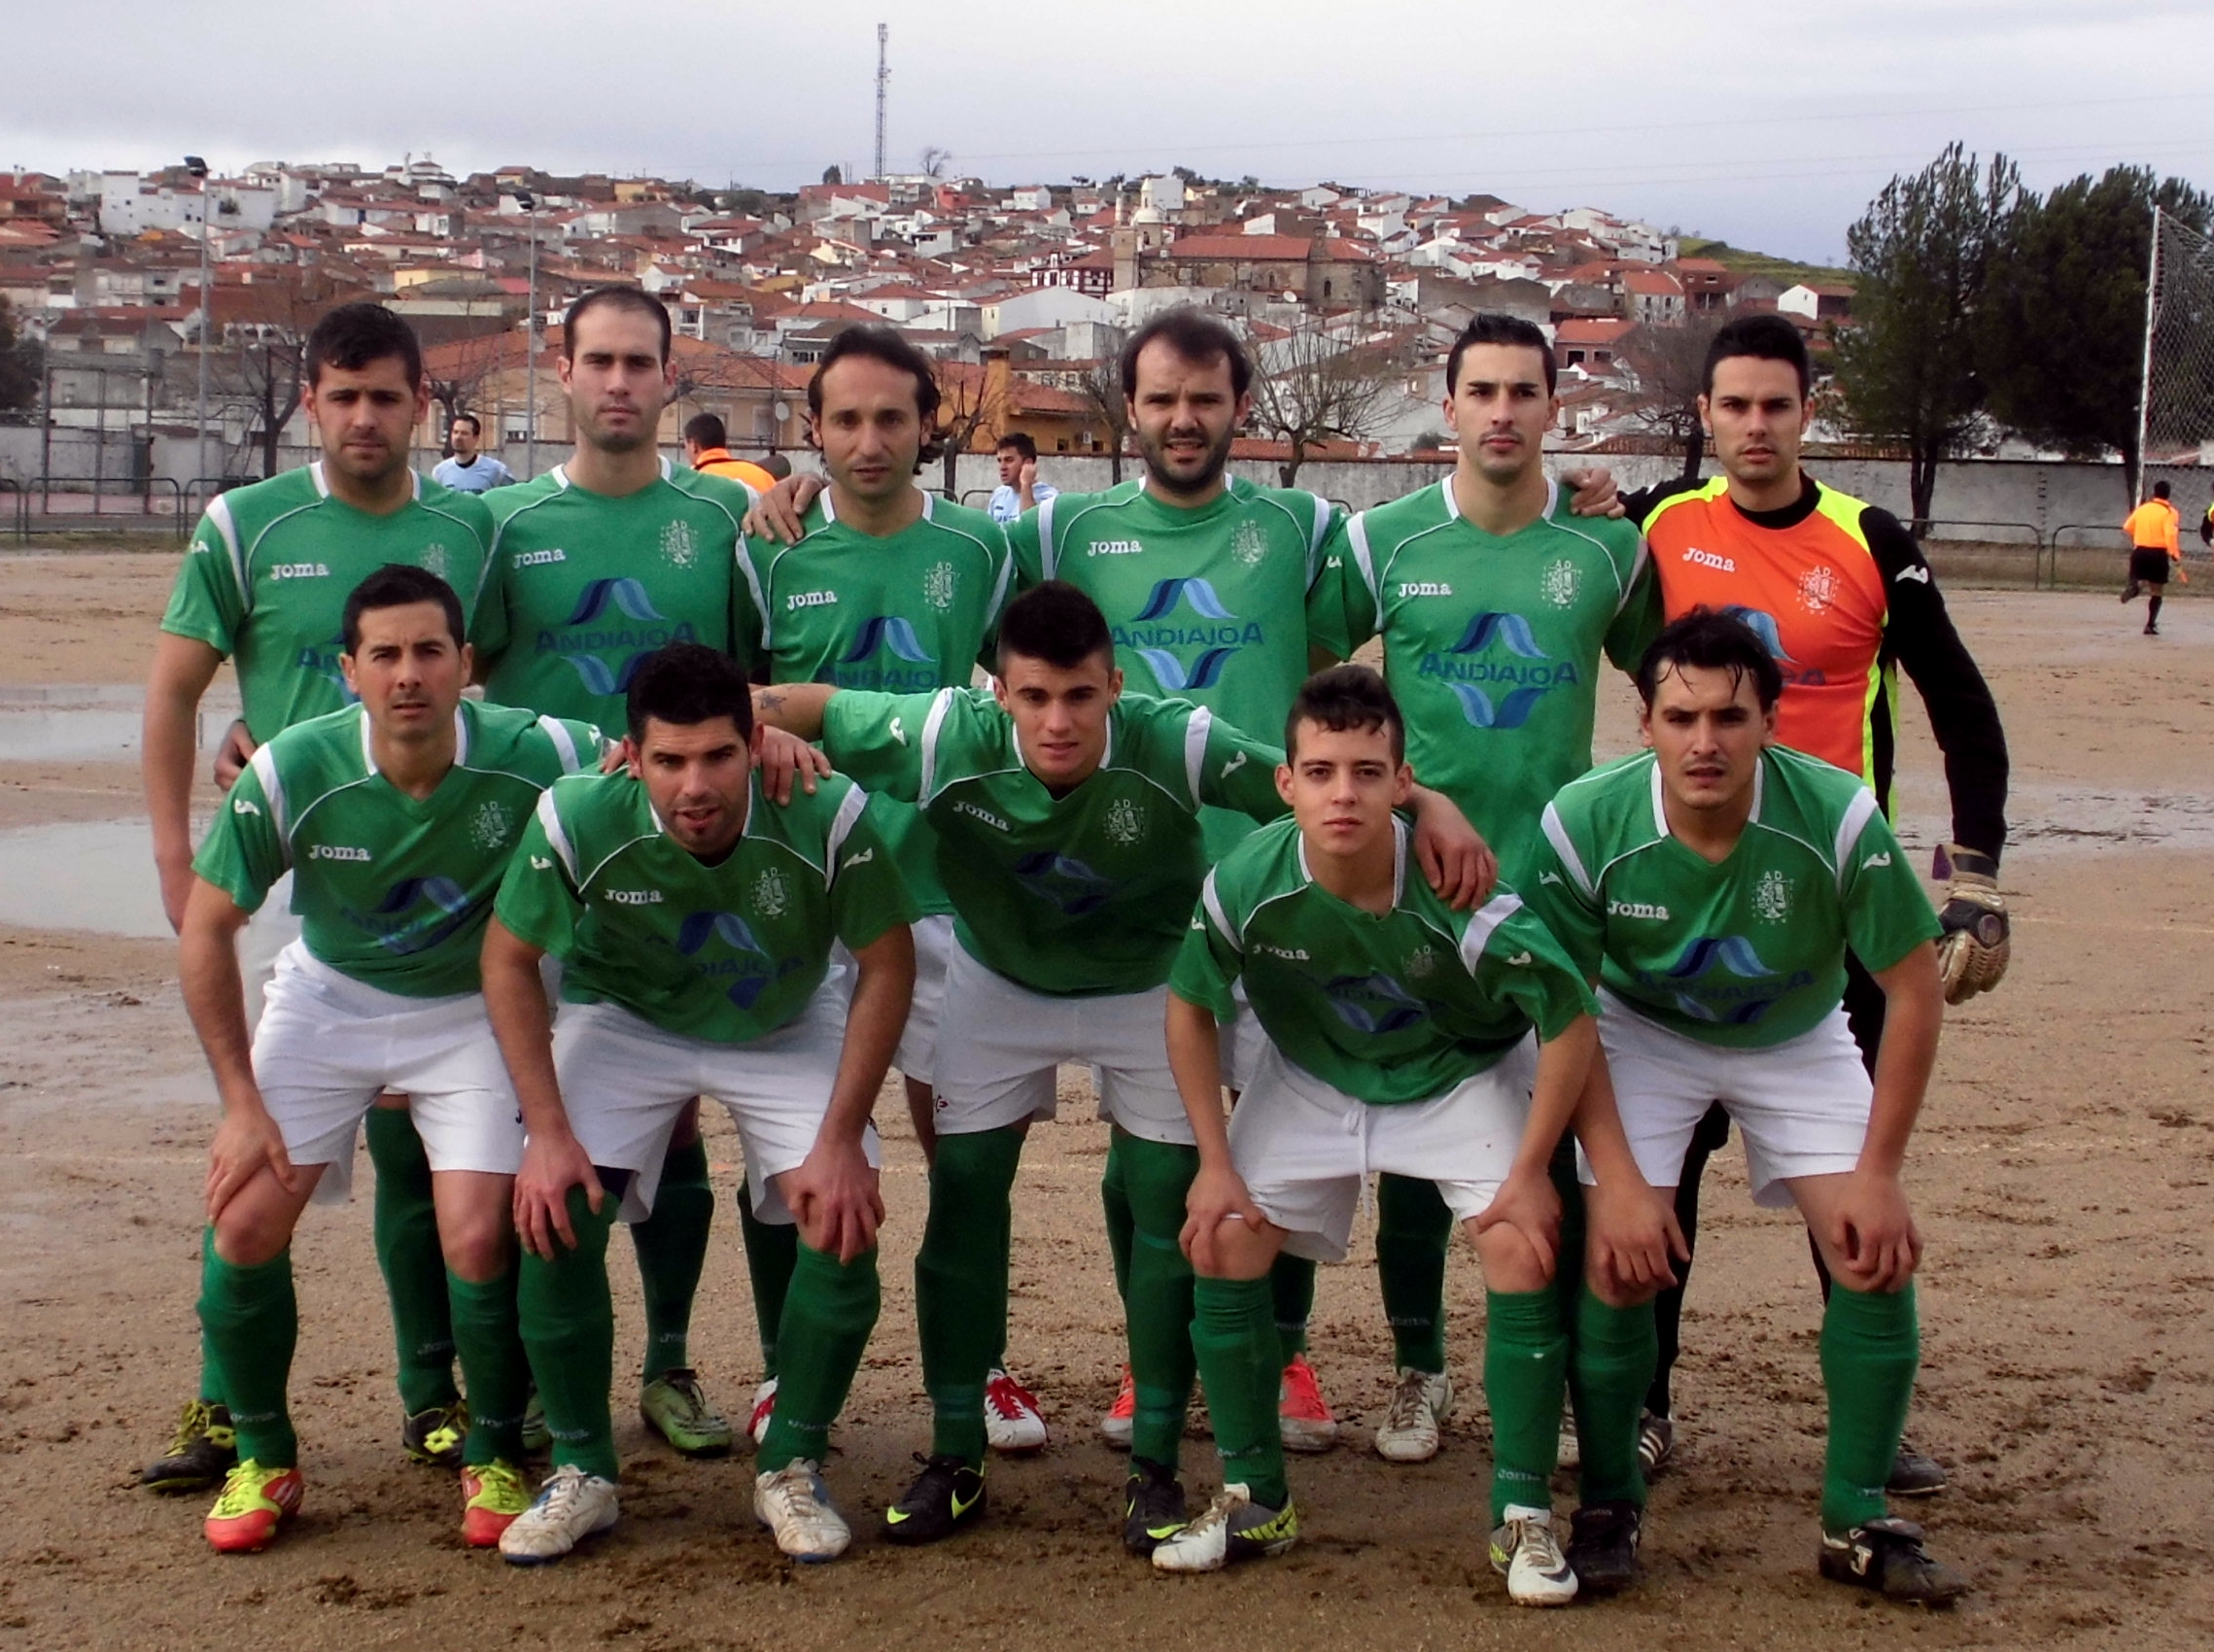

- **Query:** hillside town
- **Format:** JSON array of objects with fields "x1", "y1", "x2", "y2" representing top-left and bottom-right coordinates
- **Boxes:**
[{"x1": 0, "y1": 155, "x2": 1855, "y2": 489}]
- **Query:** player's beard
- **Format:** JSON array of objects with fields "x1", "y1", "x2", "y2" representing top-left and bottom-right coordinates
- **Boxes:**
[{"x1": 1138, "y1": 418, "x2": 1233, "y2": 500}]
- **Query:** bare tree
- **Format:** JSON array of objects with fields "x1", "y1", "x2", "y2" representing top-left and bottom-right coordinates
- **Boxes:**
[
  {"x1": 933, "y1": 364, "x2": 1002, "y2": 494},
  {"x1": 1245, "y1": 321, "x2": 1401, "y2": 487},
  {"x1": 1076, "y1": 360, "x2": 1130, "y2": 483},
  {"x1": 1618, "y1": 318, "x2": 1720, "y2": 478},
  {"x1": 919, "y1": 146, "x2": 953, "y2": 181},
  {"x1": 423, "y1": 330, "x2": 509, "y2": 450},
  {"x1": 207, "y1": 331, "x2": 307, "y2": 479}
]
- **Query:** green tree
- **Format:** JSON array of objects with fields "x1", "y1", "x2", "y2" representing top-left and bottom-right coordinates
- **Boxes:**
[
  {"x1": 0, "y1": 295, "x2": 42, "y2": 413},
  {"x1": 1977, "y1": 165, "x2": 2214, "y2": 495},
  {"x1": 1833, "y1": 144, "x2": 2020, "y2": 528}
]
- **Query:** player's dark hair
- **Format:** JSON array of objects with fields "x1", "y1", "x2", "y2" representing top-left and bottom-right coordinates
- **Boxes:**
[
  {"x1": 763, "y1": 452, "x2": 791, "y2": 478},
  {"x1": 1287, "y1": 664, "x2": 1404, "y2": 763},
  {"x1": 683, "y1": 411, "x2": 727, "y2": 448},
  {"x1": 341, "y1": 563, "x2": 463, "y2": 654},
  {"x1": 2152, "y1": 479, "x2": 2171, "y2": 499},
  {"x1": 1445, "y1": 312, "x2": 1556, "y2": 396},
  {"x1": 449, "y1": 411, "x2": 481, "y2": 436},
  {"x1": 305, "y1": 301, "x2": 423, "y2": 389},
  {"x1": 625, "y1": 642, "x2": 755, "y2": 746},
  {"x1": 1635, "y1": 607, "x2": 1784, "y2": 712},
  {"x1": 1702, "y1": 312, "x2": 1810, "y2": 398},
  {"x1": 563, "y1": 285, "x2": 672, "y2": 364},
  {"x1": 996, "y1": 580, "x2": 1114, "y2": 674},
  {"x1": 808, "y1": 324, "x2": 944, "y2": 434},
  {"x1": 996, "y1": 430, "x2": 1038, "y2": 461},
  {"x1": 1120, "y1": 305, "x2": 1252, "y2": 400}
]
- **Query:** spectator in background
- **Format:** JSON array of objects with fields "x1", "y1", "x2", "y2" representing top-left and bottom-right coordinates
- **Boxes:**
[
  {"x1": 987, "y1": 431, "x2": 1055, "y2": 524},
  {"x1": 684, "y1": 412, "x2": 777, "y2": 492},
  {"x1": 432, "y1": 413, "x2": 514, "y2": 494}
]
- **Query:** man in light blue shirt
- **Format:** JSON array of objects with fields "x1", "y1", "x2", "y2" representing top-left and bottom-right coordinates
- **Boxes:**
[
  {"x1": 986, "y1": 431, "x2": 1055, "y2": 523},
  {"x1": 432, "y1": 413, "x2": 515, "y2": 494}
]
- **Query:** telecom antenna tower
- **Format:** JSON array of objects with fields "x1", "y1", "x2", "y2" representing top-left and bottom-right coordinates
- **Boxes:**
[{"x1": 874, "y1": 24, "x2": 889, "y2": 181}]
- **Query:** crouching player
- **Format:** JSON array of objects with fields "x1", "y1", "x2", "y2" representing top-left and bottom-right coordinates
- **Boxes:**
[
  {"x1": 180, "y1": 564, "x2": 602, "y2": 1553},
  {"x1": 480, "y1": 643, "x2": 917, "y2": 1565},
  {"x1": 1159, "y1": 667, "x2": 1663, "y2": 1606},
  {"x1": 1528, "y1": 609, "x2": 1968, "y2": 1605}
]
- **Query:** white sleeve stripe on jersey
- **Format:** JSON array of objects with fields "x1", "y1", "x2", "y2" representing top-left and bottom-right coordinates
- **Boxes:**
[
  {"x1": 247, "y1": 744, "x2": 288, "y2": 839},
  {"x1": 985, "y1": 546, "x2": 1016, "y2": 626},
  {"x1": 1456, "y1": 891, "x2": 1526, "y2": 973},
  {"x1": 1540, "y1": 804, "x2": 1598, "y2": 900},
  {"x1": 536, "y1": 788, "x2": 580, "y2": 881},
  {"x1": 1200, "y1": 868, "x2": 1241, "y2": 951},
  {"x1": 536, "y1": 715, "x2": 583, "y2": 774},
  {"x1": 1619, "y1": 533, "x2": 1651, "y2": 617},
  {"x1": 1036, "y1": 493, "x2": 1059, "y2": 579},
  {"x1": 822, "y1": 782, "x2": 870, "y2": 888},
  {"x1": 734, "y1": 543, "x2": 771, "y2": 652},
  {"x1": 205, "y1": 494, "x2": 246, "y2": 608},
  {"x1": 1304, "y1": 491, "x2": 1332, "y2": 578},
  {"x1": 1832, "y1": 787, "x2": 1882, "y2": 895},
  {"x1": 1182, "y1": 706, "x2": 1215, "y2": 811},
  {"x1": 1345, "y1": 513, "x2": 1381, "y2": 605},
  {"x1": 917, "y1": 686, "x2": 956, "y2": 805}
]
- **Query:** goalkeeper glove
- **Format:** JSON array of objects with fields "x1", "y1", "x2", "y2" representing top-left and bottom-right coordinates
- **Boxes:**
[{"x1": 1932, "y1": 843, "x2": 2009, "y2": 1004}]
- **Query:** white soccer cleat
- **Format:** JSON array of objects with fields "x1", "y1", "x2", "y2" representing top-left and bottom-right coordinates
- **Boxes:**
[
  {"x1": 748, "y1": 1377, "x2": 778, "y2": 1448},
  {"x1": 1150, "y1": 1482, "x2": 1299, "y2": 1573},
  {"x1": 754, "y1": 1460, "x2": 851, "y2": 1563},
  {"x1": 499, "y1": 1463, "x2": 619, "y2": 1566},
  {"x1": 1490, "y1": 1503, "x2": 1578, "y2": 1606},
  {"x1": 1558, "y1": 1399, "x2": 1580, "y2": 1472},
  {"x1": 985, "y1": 1367, "x2": 1048, "y2": 1454},
  {"x1": 1374, "y1": 1367, "x2": 1454, "y2": 1463}
]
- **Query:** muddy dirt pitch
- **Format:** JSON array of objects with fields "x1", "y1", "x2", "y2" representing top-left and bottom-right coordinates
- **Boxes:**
[{"x1": 0, "y1": 550, "x2": 2208, "y2": 1651}]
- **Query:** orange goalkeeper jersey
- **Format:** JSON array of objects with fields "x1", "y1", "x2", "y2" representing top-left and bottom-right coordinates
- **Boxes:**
[{"x1": 2124, "y1": 499, "x2": 2180, "y2": 556}]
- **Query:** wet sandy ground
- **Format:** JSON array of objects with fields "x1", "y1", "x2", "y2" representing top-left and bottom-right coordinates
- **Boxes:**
[{"x1": 0, "y1": 550, "x2": 2209, "y2": 1650}]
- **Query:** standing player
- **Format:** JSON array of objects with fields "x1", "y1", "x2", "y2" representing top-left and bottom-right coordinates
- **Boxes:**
[
  {"x1": 481, "y1": 643, "x2": 917, "y2": 1564},
  {"x1": 729, "y1": 325, "x2": 1042, "y2": 1450},
  {"x1": 471, "y1": 286, "x2": 759, "y2": 1460},
  {"x1": 1330, "y1": 312, "x2": 1659, "y2": 1463},
  {"x1": 2121, "y1": 479, "x2": 2182, "y2": 634},
  {"x1": 141, "y1": 302, "x2": 496, "y2": 1493},
  {"x1": 432, "y1": 413, "x2": 515, "y2": 494},
  {"x1": 1159, "y1": 667, "x2": 1673, "y2": 1608},
  {"x1": 1529, "y1": 610, "x2": 1968, "y2": 1604},
  {"x1": 986, "y1": 431, "x2": 1056, "y2": 523},
  {"x1": 684, "y1": 412, "x2": 778, "y2": 492},
  {"x1": 1623, "y1": 314, "x2": 2009, "y2": 1488},
  {"x1": 179, "y1": 565, "x2": 599, "y2": 1553}
]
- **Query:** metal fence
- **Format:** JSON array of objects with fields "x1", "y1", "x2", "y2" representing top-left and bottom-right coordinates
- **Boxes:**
[{"x1": 11, "y1": 476, "x2": 187, "y2": 543}]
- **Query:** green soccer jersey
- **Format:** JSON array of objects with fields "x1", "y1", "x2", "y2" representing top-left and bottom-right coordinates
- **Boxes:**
[
  {"x1": 493, "y1": 767, "x2": 917, "y2": 1044},
  {"x1": 1009, "y1": 477, "x2": 1351, "y2": 859},
  {"x1": 819, "y1": 686, "x2": 1287, "y2": 997},
  {"x1": 159, "y1": 465, "x2": 494, "y2": 742},
  {"x1": 1337, "y1": 478, "x2": 1661, "y2": 880},
  {"x1": 470, "y1": 459, "x2": 754, "y2": 726},
  {"x1": 191, "y1": 698, "x2": 601, "y2": 998},
  {"x1": 1528, "y1": 746, "x2": 1942, "y2": 1049},
  {"x1": 732, "y1": 490, "x2": 1015, "y2": 916},
  {"x1": 1172, "y1": 816, "x2": 1595, "y2": 1105}
]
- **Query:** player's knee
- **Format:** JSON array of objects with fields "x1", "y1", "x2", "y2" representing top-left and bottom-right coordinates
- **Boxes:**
[
  {"x1": 435, "y1": 1201, "x2": 515, "y2": 1282},
  {"x1": 212, "y1": 1203, "x2": 293, "y2": 1268},
  {"x1": 1188, "y1": 1217, "x2": 1274, "y2": 1281},
  {"x1": 1472, "y1": 1221, "x2": 1550, "y2": 1293},
  {"x1": 1582, "y1": 1262, "x2": 1658, "y2": 1310}
]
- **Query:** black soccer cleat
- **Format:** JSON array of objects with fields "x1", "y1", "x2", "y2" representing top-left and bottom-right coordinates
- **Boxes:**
[
  {"x1": 1121, "y1": 1457, "x2": 1188, "y2": 1557},
  {"x1": 1566, "y1": 1499, "x2": 1643, "y2": 1595},
  {"x1": 141, "y1": 1399, "x2": 238, "y2": 1494},
  {"x1": 1887, "y1": 1442, "x2": 1948, "y2": 1497},
  {"x1": 401, "y1": 1399, "x2": 469, "y2": 1468},
  {"x1": 882, "y1": 1453, "x2": 986, "y2": 1546},
  {"x1": 1818, "y1": 1517, "x2": 1970, "y2": 1605}
]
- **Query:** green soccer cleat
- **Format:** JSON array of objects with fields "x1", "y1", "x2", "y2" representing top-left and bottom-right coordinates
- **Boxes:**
[
  {"x1": 142, "y1": 1398, "x2": 238, "y2": 1494},
  {"x1": 639, "y1": 1367, "x2": 734, "y2": 1458}
]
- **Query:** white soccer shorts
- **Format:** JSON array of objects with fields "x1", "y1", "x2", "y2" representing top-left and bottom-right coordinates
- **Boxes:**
[
  {"x1": 236, "y1": 870, "x2": 302, "y2": 1031},
  {"x1": 1216, "y1": 981, "x2": 1271, "y2": 1095},
  {"x1": 1228, "y1": 1040, "x2": 1529, "y2": 1263},
  {"x1": 252, "y1": 941, "x2": 523, "y2": 1206},
  {"x1": 1587, "y1": 990, "x2": 1873, "y2": 1207},
  {"x1": 549, "y1": 979, "x2": 879, "y2": 1223},
  {"x1": 931, "y1": 939, "x2": 1192, "y2": 1145}
]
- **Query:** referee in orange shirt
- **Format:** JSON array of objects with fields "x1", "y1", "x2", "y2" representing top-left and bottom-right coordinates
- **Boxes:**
[{"x1": 2122, "y1": 481, "x2": 2182, "y2": 636}]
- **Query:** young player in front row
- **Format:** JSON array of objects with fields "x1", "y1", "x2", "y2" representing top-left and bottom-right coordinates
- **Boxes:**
[
  {"x1": 178, "y1": 564, "x2": 602, "y2": 1553},
  {"x1": 1527, "y1": 610, "x2": 1968, "y2": 1604},
  {"x1": 1160, "y1": 667, "x2": 1675, "y2": 1604},
  {"x1": 480, "y1": 644, "x2": 917, "y2": 1566}
]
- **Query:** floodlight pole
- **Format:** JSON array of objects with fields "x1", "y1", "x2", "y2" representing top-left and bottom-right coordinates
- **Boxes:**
[{"x1": 186, "y1": 156, "x2": 212, "y2": 493}]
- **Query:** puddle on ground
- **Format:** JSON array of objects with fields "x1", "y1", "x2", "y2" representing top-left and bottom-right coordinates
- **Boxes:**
[
  {"x1": 2002, "y1": 786, "x2": 2214, "y2": 856},
  {"x1": 0, "y1": 817, "x2": 171, "y2": 938},
  {"x1": 0, "y1": 684, "x2": 241, "y2": 763}
]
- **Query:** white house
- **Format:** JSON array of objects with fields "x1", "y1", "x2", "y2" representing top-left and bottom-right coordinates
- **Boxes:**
[{"x1": 983, "y1": 286, "x2": 1117, "y2": 338}]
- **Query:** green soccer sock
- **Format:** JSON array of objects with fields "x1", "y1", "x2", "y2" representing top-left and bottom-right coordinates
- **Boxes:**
[
  {"x1": 915, "y1": 1126, "x2": 1022, "y2": 1466},
  {"x1": 447, "y1": 1264, "x2": 530, "y2": 1466},
  {"x1": 517, "y1": 1187, "x2": 620, "y2": 1483},
  {"x1": 1118, "y1": 1133, "x2": 1200, "y2": 1469},
  {"x1": 1192, "y1": 1275, "x2": 1288, "y2": 1509},
  {"x1": 1569, "y1": 1284, "x2": 1657, "y2": 1509},
  {"x1": 1101, "y1": 1132, "x2": 1135, "y2": 1305},
  {"x1": 1819, "y1": 1280, "x2": 1920, "y2": 1532},
  {"x1": 1376, "y1": 1172, "x2": 1453, "y2": 1373},
  {"x1": 758, "y1": 1242, "x2": 882, "y2": 1472},
  {"x1": 736, "y1": 1178, "x2": 799, "y2": 1381},
  {"x1": 197, "y1": 1233, "x2": 298, "y2": 1468},
  {"x1": 631, "y1": 1136, "x2": 713, "y2": 1382},
  {"x1": 198, "y1": 1325, "x2": 225, "y2": 1408},
  {"x1": 1269, "y1": 1253, "x2": 1315, "y2": 1365},
  {"x1": 365, "y1": 1106, "x2": 459, "y2": 1414},
  {"x1": 1485, "y1": 1288, "x2": 1568, "y2": 1526}
]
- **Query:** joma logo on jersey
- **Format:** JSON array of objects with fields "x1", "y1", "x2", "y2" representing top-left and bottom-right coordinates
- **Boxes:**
[
  {"x1": 309, "y1": 843, "x2": 371, "y2": 862},
  {"x1": 270, "y1": 563, "x2": 330, "y2": 580},
  {"x1": 951, "y1": 801, "x2": 1011, "y2": 832},
  {"x1": 1256, "y1": 944, "x2": 1311, "y2": 961},
  {"x1": 606, "y1": 888, "x2": 664, "y2": 906},
  {"x1": 1682, "y1": 546, "x2": 1735, "y2": 572},
  {"x1": 515, "y1": 548, "x2": 567, "y2": 568},
  {"x1": 1608, "y1": 899, "x2": 1671, "y2": 920},
  {"x1": 1089, "y1": 539, "x2": 1144, "y2": 556},
  {"x1": 787, "y1": 590, "x2": 839, "y2": 611},
  {"x1": 1397, "y1": 581, "x2": 1454, "y2": 599}
]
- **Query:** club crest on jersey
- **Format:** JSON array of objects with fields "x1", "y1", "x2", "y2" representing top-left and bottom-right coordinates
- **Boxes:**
[
  {"x1": 1752, "y1": 870, "x2": 1793, "y2": 922},
  {"x1": 418, "y1": 543, "x2": 450, "y2": 581},
  {"x1": 469, "y1": 799, "x2": 516, "y2": 851},
  {"x1": 1541, "y1": 559, "x2": 1580, "y2": 608},
  {"x1": 661, "y1": 520, "x2": 698, "y2": 568},
  {"x1": 1404, "y1": 945, "x2": 1437, "y2": 980},
  {"x1": 1104, "y1": 797, "x2": 1146, "y2": 845},
  {"x1": 1796, "y1": 565, "x2": 1837, "y2": 613},
  {"x1": 1420, "y1": 611, "x2": 1574, "y2": 730},
  {"x1": 923, "y1": 560, "x2": 957, "y2": 611},
  {"x1": 753, "y1": 868, "x2": 791, "y2": 918},
  {"x1": 1231, "y1": 519, "x2": 1269, "y2": 568}
]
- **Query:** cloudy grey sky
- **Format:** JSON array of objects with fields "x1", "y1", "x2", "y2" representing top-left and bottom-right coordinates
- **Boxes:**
[{"x1": 7, "y1": 0, "x2": 2210, "y2": 264}]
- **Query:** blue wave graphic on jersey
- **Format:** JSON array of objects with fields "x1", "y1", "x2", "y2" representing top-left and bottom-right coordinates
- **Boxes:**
[
  {"x1": 675, "y1": 911, "x2": 791, "y2": 1010},
  {"x1": 1719, "y1": 605, "x2": 1797, "y2": 666},
  {"x1": 1134, "y1": 578, "x2": 1237, "y2": 623},
  {"x1": 1664, "y1": 935, "x2": 1778, "y2": 980},
  {"x1": 1135, "y1": 645, "x2": 1238, "y2": 692},
  {"x1": 363, "y1": 876, "x2": 472, "y2": 954},
  {"x1": 559, "y1": 652, "x2": 655, "y2": 698},
  {"x1": 566, "y1": 578, "x2": 668, "y2": 627},
  {"x1": 840, "y1": 616, "x2": 937, "y2": 666},
  {"x1": 1449, "y1": 611, "x2": 1547, "y2": 659},
  {"x1": 1013, "y1": 850, "x2": 1119, "y2": 917},
  {"x1": 1446, "y1": 681, "x2": 1553, "y2": 730},
  {"x1": 677, "y1": 911, "x2": 767, "y2": 956},
  {"x1": 1322, "y1": 972, "x2": 1429, "y2": 1036}
]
